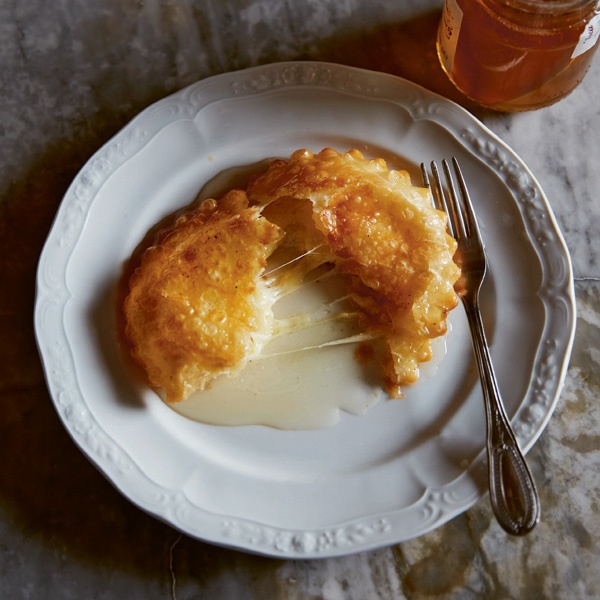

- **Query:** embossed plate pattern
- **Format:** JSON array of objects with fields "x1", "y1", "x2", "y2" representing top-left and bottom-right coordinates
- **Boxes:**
[{"x1": 35, "y1": 62, "x2": 575, "y2": 558}]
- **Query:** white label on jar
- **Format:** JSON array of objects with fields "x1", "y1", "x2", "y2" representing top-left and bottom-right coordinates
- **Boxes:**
[
  {"x1": 438, "y1": 0, "x2": 464, "y2": 73},
  {"x1": 571, "y1": 11, "x2": 600, "y2": 59}
]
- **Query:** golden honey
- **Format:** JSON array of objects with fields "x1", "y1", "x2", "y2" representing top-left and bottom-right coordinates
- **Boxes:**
[{"x1": 437, "y1": 0, "x2": 600, "y2": 111}]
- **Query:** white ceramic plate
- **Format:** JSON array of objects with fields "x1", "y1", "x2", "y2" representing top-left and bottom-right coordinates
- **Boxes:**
[{"x1": 35, "y1": 62, "x2": 575, "y2": 558}]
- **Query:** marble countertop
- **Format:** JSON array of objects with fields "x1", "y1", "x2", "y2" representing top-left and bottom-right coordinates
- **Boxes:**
[{"x1": 1, "y1": 0, "x2": 599, "y2": 598}]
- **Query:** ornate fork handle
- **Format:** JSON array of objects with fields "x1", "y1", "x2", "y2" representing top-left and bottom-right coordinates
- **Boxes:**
[{"x1": 463, "y1": 297, "x2": 540, "y2": 535}]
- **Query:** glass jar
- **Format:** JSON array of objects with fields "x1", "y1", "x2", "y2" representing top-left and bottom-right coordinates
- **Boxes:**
[{"x1": 437, "y1": 0, "x2": 600, "y2": 111}]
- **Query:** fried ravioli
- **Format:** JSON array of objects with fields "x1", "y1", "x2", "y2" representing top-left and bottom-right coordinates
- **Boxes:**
[
  {"x1": 247, "y1": 148, "x2": 460, "y2": 396},
  {"x1": 122, "y1": 148, "x2": 460, "y2": 403},
  {"x1": 123, "y1": 190, "x2": 283, "y2": 403}
]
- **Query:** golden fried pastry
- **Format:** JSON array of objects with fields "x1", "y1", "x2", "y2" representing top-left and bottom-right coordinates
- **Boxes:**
[
  {"x1": 123, "y1": 190, "x2": 283, "y2": 403},
  {"x1": 247, "y1": 148, "x2": 460, "y2": 396},
  {"x1": 122, "y1": 148, "x2": 460, "y2": 404}
]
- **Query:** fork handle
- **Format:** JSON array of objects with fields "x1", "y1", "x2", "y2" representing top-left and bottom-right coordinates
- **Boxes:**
[{"x1": 463, "y1": 299, "x2": 541, "y2": 535}]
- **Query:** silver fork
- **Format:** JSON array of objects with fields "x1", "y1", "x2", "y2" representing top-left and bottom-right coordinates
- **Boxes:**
[{"x1": 422, "y1": 158, "x2": 540, "y2": 536}]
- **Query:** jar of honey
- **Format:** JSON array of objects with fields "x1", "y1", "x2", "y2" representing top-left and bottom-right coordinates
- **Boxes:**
[{"x1": 437, "y1": 0, "x2": 600, "y2": 111}]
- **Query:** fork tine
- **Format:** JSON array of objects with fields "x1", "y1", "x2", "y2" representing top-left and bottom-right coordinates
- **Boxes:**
[
  {"x1": 450, "y1": 157, "x2": 482, "y2": 244},
  {"x1": 421, "y1": 161, "x2": 457, "y2": 238},
  {"x1": 420, "y1": 162, "x2": 441, "y2": 212},
  {"x1": 420, "y1": 162, "x2": 430, "y2": 193},
  {"x1": 441, "y1": 159, "x2": 465, "y2": 240},
  {"x1": 430, "y1": 161, "x2": 447, "y2": 214}
]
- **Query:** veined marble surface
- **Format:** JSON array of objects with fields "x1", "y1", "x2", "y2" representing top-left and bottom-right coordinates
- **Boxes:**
[{"x1": 1, "y1": 1, "x2": 599, "y2": 598}]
